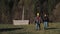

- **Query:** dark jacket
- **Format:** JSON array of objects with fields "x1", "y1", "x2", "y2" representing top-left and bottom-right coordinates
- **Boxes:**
[{"x1": 43, "y1": 16, "x2": 49, "y2": 22}]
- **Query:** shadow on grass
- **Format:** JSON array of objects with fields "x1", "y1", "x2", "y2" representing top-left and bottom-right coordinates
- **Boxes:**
[
  {"x1": 47, "y1": 27, "x2": 60, "y2": 30},
  {"x1": 0, "y1": 28, "x2": 23, "y2": 32}
]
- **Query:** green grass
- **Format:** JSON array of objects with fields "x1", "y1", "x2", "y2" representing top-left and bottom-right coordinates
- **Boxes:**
[{"x1": 0, "y1": 23, "x2": 60, "y2": 34}]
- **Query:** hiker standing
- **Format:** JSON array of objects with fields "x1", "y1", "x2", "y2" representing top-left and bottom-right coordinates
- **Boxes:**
[
  {"x1": 43, "y1": 14, "x2": 49, "y2": 29},
  {"x1": 35, "y1": 13, "x2": 41, "y2": 30}
]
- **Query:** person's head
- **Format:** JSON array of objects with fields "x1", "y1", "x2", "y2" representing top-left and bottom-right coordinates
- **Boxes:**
[
  {"x1": 37, "y1": 13, "x2": 39, "y2": 17},
  {"x1": 44, "y1": 14, "x2": 47, "y2": 17}
]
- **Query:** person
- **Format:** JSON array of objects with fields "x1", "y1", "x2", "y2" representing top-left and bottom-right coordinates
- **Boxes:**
[
  {"x1": 43, "y1": 14, "x2": 48, "y2": 30},
  {"x1": 35, "y1": 13, "x2": 41, "y2": 30}
]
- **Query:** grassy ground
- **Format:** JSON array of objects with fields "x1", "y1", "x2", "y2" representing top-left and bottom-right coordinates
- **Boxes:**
[{"x1": 0, "y1": 23, "x2": 60, "y2": 34}]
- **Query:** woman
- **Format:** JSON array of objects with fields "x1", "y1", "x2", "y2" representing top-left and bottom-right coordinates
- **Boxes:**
[{"x1": 35, "y1": 13, "x2": 41, "y2": 30}]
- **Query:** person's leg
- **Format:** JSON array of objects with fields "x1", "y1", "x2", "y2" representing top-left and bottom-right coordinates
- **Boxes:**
[
  {"x1": 38, "y1": 24, "x2": 40, "y2": 30},
  {"x1": 45, "y1": 22, "x2": 48, "y2": 28},
  {"x1": 44, "y1": 21, "x2": 48, "y2": 29},
  {"x1": 36, "y1": 23, "x2": 38, "y2": 30},
  {"x1": 36, "y1": 23, "x2": 40, "y2": 30},
  {"x1": 36, "y1": 21, "x2": 40, "y2": 30}
]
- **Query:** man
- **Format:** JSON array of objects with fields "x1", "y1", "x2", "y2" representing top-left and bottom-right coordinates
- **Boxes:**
[
  {"x1": 43, "y1": 14, "x2": 48, "y2": 30},
  {"x1": 35, "y1": 13, "x2": 41, "y2": 30}
]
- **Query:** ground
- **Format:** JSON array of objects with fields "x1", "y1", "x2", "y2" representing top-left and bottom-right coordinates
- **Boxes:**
[{"x1": 0, "y1": 23, "x2": 60, "y2": 34}]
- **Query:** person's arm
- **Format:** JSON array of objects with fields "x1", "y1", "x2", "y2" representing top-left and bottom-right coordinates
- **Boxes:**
[{"x1": 40, "y1": 17, "x2": 43, "y2": 23}]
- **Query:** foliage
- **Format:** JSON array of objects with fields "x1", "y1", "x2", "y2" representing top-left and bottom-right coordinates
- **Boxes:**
[{"x1": 0, "y1": 0, "x2": 60, "y2": 24}]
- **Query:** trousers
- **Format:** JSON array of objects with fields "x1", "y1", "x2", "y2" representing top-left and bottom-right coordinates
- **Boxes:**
[
  {"x1": 44, "y1": 21, "x2": 48, "y2": 28},
  {"x1": 36, "y1": 22, "x2": 40, "y2": 30}
]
